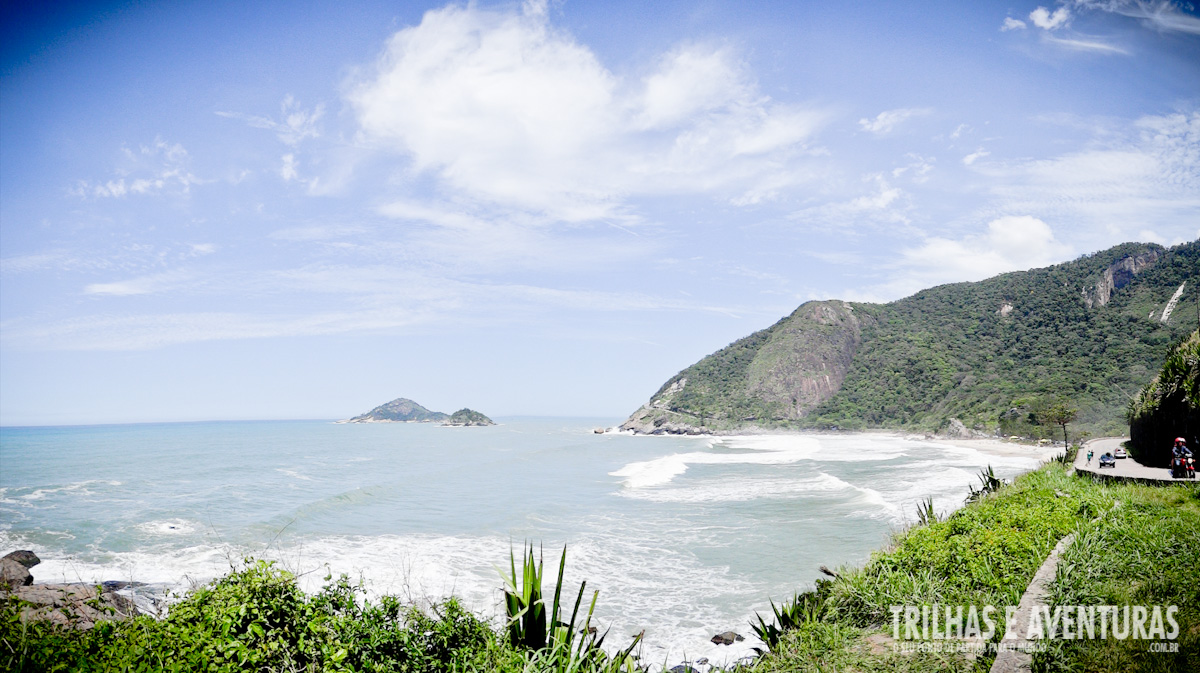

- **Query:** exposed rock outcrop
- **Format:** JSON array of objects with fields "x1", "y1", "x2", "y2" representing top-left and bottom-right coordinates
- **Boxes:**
[
  {"x1": 2, "y1": 549, "x2": 143, "y2": 629},
  {"x1": 620, "y1": 300, "x2": 868, "y2": 434},
  {"x1": 6, "y1": 583, "x2": 139, "y2": 629},
  {"x1": 1082, "y1": 250, "x2": 1159, "y2": 308}
]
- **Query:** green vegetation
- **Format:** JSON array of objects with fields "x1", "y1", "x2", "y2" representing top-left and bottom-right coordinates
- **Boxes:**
[
  {"x1": 746, "y1": 465, "x2": 1200, "y2": 673},
  {"x1": 1127, "y1": 329, "x2": 1199, "y2": 466},
  {"x1": 348, "y1": 398, "x2": 449, "y2": 423},
  {"x1": 1, "y1": 560, "x2": 520, "y2": 672},
  {"x1": 1, "y1": 551, "x2": 640, "y2": 673},
  {"x1": 444, "y1": 408, "x2": 495, "y2": 426},
  {"x1": 625, "y1": 240, "x2": 1199, "y2": 436}
]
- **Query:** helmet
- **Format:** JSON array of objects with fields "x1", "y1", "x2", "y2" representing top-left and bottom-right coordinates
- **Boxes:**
[{"x1": 1177, "y1": 437, "x2": 1187, "y2": 443}]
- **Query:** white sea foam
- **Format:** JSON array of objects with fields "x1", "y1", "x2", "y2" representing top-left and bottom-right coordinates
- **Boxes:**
[
  {"x1": 620, "y1": 472, "x2": 855, "y2": 503},
  {"x1": 610, "y1": 436, "x2": 829, "y2": 489},
  {"x1": 5, "y1": 479, "x2": 123, "y2": 503},
  {"x1": 136, "y1": 519, "x2": 199, "y2": 536}
]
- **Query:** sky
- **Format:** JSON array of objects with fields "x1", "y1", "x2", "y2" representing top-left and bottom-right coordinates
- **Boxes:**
[{"x1": 1, "y1": 0, "x2": 1198, "y2": 425}]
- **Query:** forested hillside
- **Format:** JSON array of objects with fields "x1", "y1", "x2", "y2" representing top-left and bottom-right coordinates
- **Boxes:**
[{"x1": 622, "y1": 240, "x2": 1199, "y2": 436}]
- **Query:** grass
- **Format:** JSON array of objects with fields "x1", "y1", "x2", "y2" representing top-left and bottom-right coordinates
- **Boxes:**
[{"x1": 746, "y1": 465, "x2": 1199, "y2": 673}]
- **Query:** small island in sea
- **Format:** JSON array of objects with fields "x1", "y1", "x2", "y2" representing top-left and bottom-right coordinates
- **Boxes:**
[
  {"x1": 442, "y1": 408, "x2": 495, "y2": 427},
  {"x1": 340, "y1": 398, "x2": 494, "y2": 426}
]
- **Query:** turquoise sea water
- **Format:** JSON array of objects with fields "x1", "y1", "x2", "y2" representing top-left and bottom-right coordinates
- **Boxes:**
[{"x1": 0, "y1": 418, "x2": 1045, "y2": 665}]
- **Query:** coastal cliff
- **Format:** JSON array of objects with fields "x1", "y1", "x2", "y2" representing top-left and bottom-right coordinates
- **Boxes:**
[{"x1": 623, "y1": 240, "x2": 1200, "y2": 436}]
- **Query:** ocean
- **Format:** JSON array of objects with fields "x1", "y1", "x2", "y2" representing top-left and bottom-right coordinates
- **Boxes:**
[{"x1": 0, "y1": 418, "x2": 1047, "y2": 666}]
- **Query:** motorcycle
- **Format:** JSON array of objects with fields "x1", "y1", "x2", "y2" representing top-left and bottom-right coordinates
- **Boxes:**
[{"x1": 1170, "y1": 454, "x2": 1196, "y2": 479}]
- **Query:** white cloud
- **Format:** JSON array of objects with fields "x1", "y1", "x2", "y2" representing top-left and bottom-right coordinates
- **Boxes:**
[
  {"x1": 1072, "y1": 0, "x2": 1200, "y2": 35},
  {"x1": 1030, "y1": 6, "x2": 1072, "y2": 30},
  {"x1": 1002, "y1": 17, "x2": 1028, "y2": 30},
  {"x1": 84, "y1": 270, "x2": 196, "y2": 296},
  {"x1": 346, "y1": 2, "x2": 827, "y2": 220},
  {"x1": 857, "y1": 108, "x2": 932, "y2": 135},
  {"x1": 789, "y1": 175, "x2": 911, "y2": 230},
  {"x1": 217, "y1": 95, "x2": 324, "y2": 147},
  {"x1": 281, "y1": 153, "x2": 299, "y2": 181},
  {"x1": 891, "y1": 216, "x2": 1070, "y2": 295},
  {"x1": 892, "y1": 154, "x2": 935, "y2": 183},
  {"x1": 962, "y1": 147, "x2": 991, "y2": 165},
  {"x1": 72, "y1": 138, "x2": 199, "y2": 199},
  {"x1": 10, "y1": 268, "x2": 713, "y2": 350},
  {"x1": 972, "y1": 112, "x2": 1200, "y2": 245},
  {"x1": 1043, "y1": 34, "x2": 1130, "y2": 53}
]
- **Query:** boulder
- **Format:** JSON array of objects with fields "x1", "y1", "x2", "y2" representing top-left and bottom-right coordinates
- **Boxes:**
[
  {"x1": 2, "y1": 550, "x2": 41, "y2": 569},
  {"x1": 711, "y1": 631, "x2": 745, "y2": 645},
  {"x1": 1, "y1": 558, "x2": 32, "y2": 590}
]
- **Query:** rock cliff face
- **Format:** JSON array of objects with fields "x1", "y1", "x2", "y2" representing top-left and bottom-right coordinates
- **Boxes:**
[
  {"x1": 1082, "y1": 250, "x2": 1160, "y2": 308},
  {"x1": 620, "y1": 300, "x2": 868, "y2": 434}
]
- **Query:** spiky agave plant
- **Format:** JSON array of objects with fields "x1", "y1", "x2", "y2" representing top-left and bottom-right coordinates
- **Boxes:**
[
  {"x1": 503, "y1": 542, "x2": 615, "y2": 662},
  {"x1": 915, "y1": 495, "x2": 939, "y2": 526},
  {"x1": 504, "y1": 543, "x2": 549, "y2": 649},
  {"x1": 750, "y1": 591, "x2": 824, "y2": 652}
]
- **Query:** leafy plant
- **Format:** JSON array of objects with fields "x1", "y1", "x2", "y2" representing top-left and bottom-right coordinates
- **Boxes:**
[
  {"x1": 750, "y1": 590, "x2": 824, "y2": 652},
  {"x1": 915, "y1": 496, "x2": 939, "y2": 526},
  {"x1": 965, "y1": 465, "x2": 1005, "y2": 503}
]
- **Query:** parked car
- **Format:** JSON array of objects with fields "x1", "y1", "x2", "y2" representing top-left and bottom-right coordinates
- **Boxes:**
[
  {"x1": 1099, "y1": 453, "x2": 1116, "y2": 468},
  {"x1": 1114, "y1": 447, "x2": 1127, "y2": 459}
]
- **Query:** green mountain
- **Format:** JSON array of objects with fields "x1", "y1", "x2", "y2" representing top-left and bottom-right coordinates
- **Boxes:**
[
  {"x1": 345, "y1": 398, "x2": 449, "y2": 423},
  {"x1": 442, "y1": 408, "x2": 496, "y2": 426},
  {"x1": 622, "y1": 240, "x2": 1200, "y2": 436}
]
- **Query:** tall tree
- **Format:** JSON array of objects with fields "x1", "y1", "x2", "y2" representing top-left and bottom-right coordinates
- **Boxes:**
[{"x1": 1035, "y1": 396, "x2": 1078, "y2": 452}]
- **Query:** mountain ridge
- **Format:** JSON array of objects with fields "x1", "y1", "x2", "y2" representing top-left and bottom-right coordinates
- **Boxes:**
[{"x1": 622, "y1": 240, "x2": 1200, "y2": 436}]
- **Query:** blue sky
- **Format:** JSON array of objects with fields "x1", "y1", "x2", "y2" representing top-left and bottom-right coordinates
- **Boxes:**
[{"x1": 2, "y1": 0, "x2": 1198, "y2": 425}]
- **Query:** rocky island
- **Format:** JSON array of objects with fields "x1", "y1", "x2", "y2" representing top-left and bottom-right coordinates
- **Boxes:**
[
  {"x1": 342, "y1": 398, "x2": 449, "y2": 423},
  {"x1": 341, "y1": 398, "x2": 495, "y2": 426},
  {"x1": 442, "y1": 408, "x2": 495, "y2": 426}
]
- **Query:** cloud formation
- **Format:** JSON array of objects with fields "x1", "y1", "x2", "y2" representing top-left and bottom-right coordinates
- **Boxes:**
[
  {"x1": 347, "y1": 2, "x2": 826, "y2": 219},
  {"x1": 71, "y1": 138, "x2": 199, "y2": 199},
  {"x1": 1030, "y1": 6, "x2": 1072, "y2": 30},
  {"x1": 1073, "y1": 0, "x2": 1200, "y2": 35},
  {"x1": 217, "y1": 95, "x2": 324, "y2": 147},
  {"x1": 896, "y1": 216, "x2": 1070, "y2": 290},
  {"x1": 858, "y1": 108, "x2": 932, "y2": 135}
]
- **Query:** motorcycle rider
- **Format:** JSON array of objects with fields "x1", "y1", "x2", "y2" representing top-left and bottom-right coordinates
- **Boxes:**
[{"x1": 1171, "y1": 437, "x2": 1193, "y2": 477}]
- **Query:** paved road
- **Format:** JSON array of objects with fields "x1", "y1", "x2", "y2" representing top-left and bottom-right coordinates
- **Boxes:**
[{"x1": 1075, "y1": 437, "x2": 1195, "y2": 483}]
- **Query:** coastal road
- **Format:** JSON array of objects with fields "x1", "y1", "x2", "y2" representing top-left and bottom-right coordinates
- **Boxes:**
[{"x1": 1075, "y1": 437, "x2": 1192, "y2": 483}]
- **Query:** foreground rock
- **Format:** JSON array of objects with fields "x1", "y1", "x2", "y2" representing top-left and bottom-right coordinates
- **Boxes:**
[
  {"x1": 711, "y1": 630, "x2": 745, "y2": 645},
  {"x1": 2, "y1": 549, "x2": 140, "y2": 629},
  {"x1": 6, "y1": 583, "x2": 139, "y2": 629}
]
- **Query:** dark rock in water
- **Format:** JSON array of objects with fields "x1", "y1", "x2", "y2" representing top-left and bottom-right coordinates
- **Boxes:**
[
  {"x1": 711, "y1": 631, "x2": 745, "y2": 645},
  {"x1": 3, "y1": 550, "x2": 41, "y2": 569},
  {"x1": 1, "y1": 558, "x2": 32, "y2": 589},
  {"x1": 101, "y1": 580, "x2": 148, "y2": 592},
  {"x1": 669, "y1": 666, "x2": 699, "y2": 673}
]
